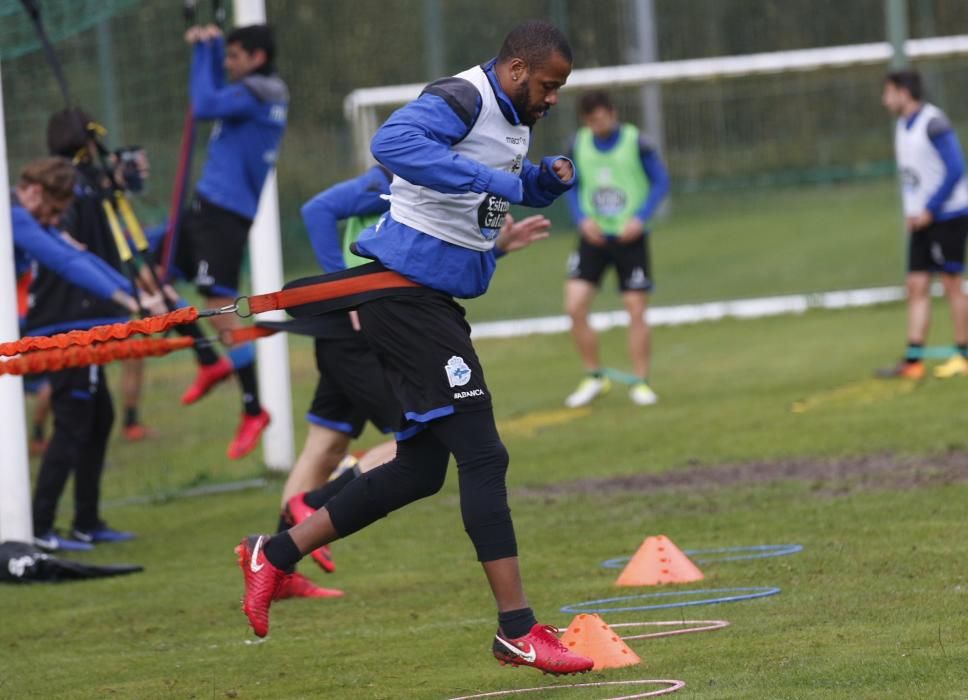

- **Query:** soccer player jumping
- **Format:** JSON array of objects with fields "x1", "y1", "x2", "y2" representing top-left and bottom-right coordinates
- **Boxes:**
[{"x1": 235, "y1": 20, "x2": 594, "y2": 675}]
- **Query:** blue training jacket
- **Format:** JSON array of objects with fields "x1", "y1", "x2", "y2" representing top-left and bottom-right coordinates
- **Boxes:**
[
  {"x1": 191, "y1": 37, "x2": 289, "y2": 220},
  {"x1": 12, "y1": 202, "x2": 133, "y2": 304},
  {"x1": 357, "y1": 58, "x2": 573, "y2": 298},
  {"x1": 301, "y1": 166, "x2": 392, "y2": 272}
]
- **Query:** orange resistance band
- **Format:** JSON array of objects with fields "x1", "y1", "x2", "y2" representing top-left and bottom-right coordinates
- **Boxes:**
[
  {"x1": 0, "y1": 337, "x2": 194, "y2": 376},
  {"x1": 247, "y1": 271, "x2": 420, "y2": 314},
  {"x1": 220, "y1": 325, "x2": 277, "y2": 346},
  {"x1": 0, "y1": 307, "x2": 199, "y2": 357}
]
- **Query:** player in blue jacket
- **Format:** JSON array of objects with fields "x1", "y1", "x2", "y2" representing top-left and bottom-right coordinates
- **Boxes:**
[
  {"x1": 12, "y1": 157, "x2": 151, "y2": 552},
  {"x1": 236, "y1": 21, "x2": 595, "y2": 676},
  {"x1": 274, "y1": 166, "x2": 553, "y2": 599},
  {"x1": 175, "y1": 23, "x2": 288, "y2": 459}
]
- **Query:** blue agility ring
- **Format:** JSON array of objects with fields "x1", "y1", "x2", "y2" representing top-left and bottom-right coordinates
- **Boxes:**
[
  {"x1": 601, "y1": 544, "x2": 802, "y2": 569},
  {"x1": 560, "y1": 587, "x2": 781, "y2": 614},
  {"x1": 686, "y1": 544, "x2": 803, "y2": 563}
]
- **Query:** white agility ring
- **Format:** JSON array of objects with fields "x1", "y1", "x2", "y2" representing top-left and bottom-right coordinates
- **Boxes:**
[
  {"x1": 448, "y1": 679, "x2": 685, "y2": 700},
  {"x1": 612, "y1": 619, "x2": 731, "y2": 640}
]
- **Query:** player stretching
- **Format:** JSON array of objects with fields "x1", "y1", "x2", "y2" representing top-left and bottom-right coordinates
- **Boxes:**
[
  {"x1": 236, "y1": 20, "x2": 594, "y2": 675},
  {"x1": 176, "y1": 23, "x2": 288, "y2": 458}
]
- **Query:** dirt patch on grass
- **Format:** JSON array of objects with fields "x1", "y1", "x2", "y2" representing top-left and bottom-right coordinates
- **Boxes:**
[{"x1": 519, "y1": 450, "x2": 968, "y2": 498}]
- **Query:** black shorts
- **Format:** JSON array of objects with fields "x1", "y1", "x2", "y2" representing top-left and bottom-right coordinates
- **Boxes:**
[
  {"x1": 567, "y1": 235, "x2": 653, "y2": 292},
  {"x1": 357, "y1": 290, "x2": 491, "y2": 436},
  {"x1": 308, "y1": 320, "x2": 402, "y2": 438},
  {"x1": 175, "y1": 195, "x2": 252, "y2": 298},
  {"x1": 908, "y1": 215, "x2": 968, "y2": 274}
]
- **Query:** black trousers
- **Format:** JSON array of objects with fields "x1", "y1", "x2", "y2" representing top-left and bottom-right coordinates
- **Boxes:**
[
  {"x1": 326, "y1": 407, "x2": 515, "y2": 562},
  {"x1": 32, "y1": 365, "x2": 114, "y2": 534}
]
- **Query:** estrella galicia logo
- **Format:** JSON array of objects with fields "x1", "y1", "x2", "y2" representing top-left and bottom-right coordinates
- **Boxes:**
[
  {"x1": 445, "y1": 356, "x2": 472, "y2": 388},
  {"x1": 478, "y1": 195, "x2": 510, "y2": 236}
]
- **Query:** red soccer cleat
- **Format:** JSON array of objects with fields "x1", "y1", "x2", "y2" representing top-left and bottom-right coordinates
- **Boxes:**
[
  {"x1": 227, "y1": 410, "x2": 271, "y2": 460},
  {"x1": 273, "y1": 571, "x2": 344, "y2": 600},
  {"x1": 492, "y1": 624, "x2": 595, "y2": 675},
  {"x1": 235, "y1": 535, "x2": 287, "y2": 637},
  {"x1": 122, "y1": 423, "x2": 156, "y2": 442},
  {"x1": 181, "y1": 357, "x2": 233, "y2": 405},
  {"x1": 284, "y1": 492, "x2": 335, "y2": 573}
]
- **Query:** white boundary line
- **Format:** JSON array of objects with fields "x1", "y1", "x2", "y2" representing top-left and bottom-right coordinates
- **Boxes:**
[{"x1": 471, "y1": 284, "x2": 919, "y2": 339}]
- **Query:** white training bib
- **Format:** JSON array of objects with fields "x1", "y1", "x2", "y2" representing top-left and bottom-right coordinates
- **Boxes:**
[
  {"x1": 895, "y1": 103, "x2": 968, "y2": 217},
  {"x1": 388, "y1": 65, "x2": 530, "y2": 251}
]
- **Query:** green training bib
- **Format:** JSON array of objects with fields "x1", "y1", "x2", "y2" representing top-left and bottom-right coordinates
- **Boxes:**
[
  {"x1": 574, "y1": 123, "x2": 650, "y2": 235},
  {"x1": 342, "y1": 213, "x2": 382, "y2": 269}
]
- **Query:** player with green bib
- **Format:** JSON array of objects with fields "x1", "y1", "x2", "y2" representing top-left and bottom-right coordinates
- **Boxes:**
[{"x1": 564, "y1": 90, "x2": 669, "y2": 408}]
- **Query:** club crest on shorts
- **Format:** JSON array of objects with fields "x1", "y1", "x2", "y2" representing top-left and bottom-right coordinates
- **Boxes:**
[{"x1": 445, "y1": 356, "x2": 472, "y2": 387}]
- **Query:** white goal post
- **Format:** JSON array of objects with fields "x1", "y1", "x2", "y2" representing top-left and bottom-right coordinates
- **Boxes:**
[{"x1": 344, "y1": 35, "x2": 968, "y2": 170}]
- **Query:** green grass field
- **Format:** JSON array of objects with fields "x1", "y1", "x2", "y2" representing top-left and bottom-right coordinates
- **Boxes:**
[
  {"x1": 278, "y1": 178, "x2": 907, "y2": 322},
  {"x1": 5, "y1": 178, "x2": 968, "y2": 698}
]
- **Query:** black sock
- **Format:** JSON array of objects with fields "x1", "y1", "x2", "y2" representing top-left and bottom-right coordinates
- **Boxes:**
[
  {"x1": 304, "y1": 467, "x2": 359, "y2": 510},
  {"x1": 124, "y1": 406, "x2": 138, "y2": 428},
  {"x1": 498, "y1": 607, "x2": 537, "y2": 639},
  {"x1": 263, "y1": 531, "x2": 301, "y2": 571},
  {"x1": 589, "y1": 369, "x2": 603, "y2": 379},
  {"x1": 958, "y1": 344, "x2": 968, "y2": 358},
  {"x1": 175, "y1": 322, "x2": 219, "y2": 365},
  {"x1": 904, "y1": 342, "x2": 923, "y2": 363},
  {"x1": 275, "y1": 513, "x2": 290, "y2": 534},
  {"x1": 235, "y1": 364, "x2": 262, "y2": 416},
  {"x1": 32, "y1": 423, "x2": 44, "y2": 441}
]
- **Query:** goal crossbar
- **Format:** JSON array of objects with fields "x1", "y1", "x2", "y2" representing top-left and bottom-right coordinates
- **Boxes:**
[{"x1": 344, "y1": 34, "x2": 968, "y2": 168}]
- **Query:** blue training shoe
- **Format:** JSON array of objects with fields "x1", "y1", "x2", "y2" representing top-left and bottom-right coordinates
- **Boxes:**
[
  {"x1": 71, "y1": 525, "x2": 136, "y2": 544},
  {"x1": 34, "y1": 531, "x2": 94, "y2": 552}
]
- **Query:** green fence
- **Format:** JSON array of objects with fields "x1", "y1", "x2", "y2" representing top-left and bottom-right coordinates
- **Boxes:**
[{"x1": 3, "y1": 0, "x2": 968, "y2": 262}]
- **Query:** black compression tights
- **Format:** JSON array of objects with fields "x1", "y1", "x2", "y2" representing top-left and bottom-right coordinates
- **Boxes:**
[{"x1": 325, "y1": 408, "x2": 515, "y2": 561}]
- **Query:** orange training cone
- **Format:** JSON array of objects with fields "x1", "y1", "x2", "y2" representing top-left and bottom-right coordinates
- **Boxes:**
[
  {"x1": 560, "y1": 613, "x2": 641, "y2": 670},
  {"x1": 616, "y1": 534, "x2": 704, "y2": 586}
]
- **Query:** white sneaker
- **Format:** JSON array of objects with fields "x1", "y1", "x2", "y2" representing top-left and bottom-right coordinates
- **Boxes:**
[
  {"x1": 629, "y1": 382, "x2": 658, "y2": 406},
  {"x1": 564, "y1": 376, "x2": 611, "y2": 408}
]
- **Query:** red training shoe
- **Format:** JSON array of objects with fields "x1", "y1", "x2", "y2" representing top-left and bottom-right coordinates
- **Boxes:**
[
  {"x1": 492, "y1": 624, "x2": 594, "y2": 675},
  {"x1": 181, "y1": 357, "x2": 233, "y2": 405},
  {"x1": 273, "y1": 571, "x2": 343, "y2": 600},
  {"x1": 227, "y1": 410, "x2": 271, "y2": 460},
  {"x1": 284, "y1": 492, "x2": 335, "y2": 573},
  {"x1": 122, "y1": 423, "x2": 155, "y2": 442},
  {"x1": 235, "y1": 535, "x2": 286, "y2": 637}
]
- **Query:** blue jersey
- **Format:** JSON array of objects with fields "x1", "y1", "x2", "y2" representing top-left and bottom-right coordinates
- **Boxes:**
[
  {"x1": 191, "y1": 37, "x2": 289, "y2": 220},
  {"x1": 357, "y1": 58, "x2": 573, "y2": 298},
  {"x1": 12, "y1": 203, "x2": 132, "y2": 302},
  {"x1": 301, "y1": 166, "x2": 392, "y2": 272}
]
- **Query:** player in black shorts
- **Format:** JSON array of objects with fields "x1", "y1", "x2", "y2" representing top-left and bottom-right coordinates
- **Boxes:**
[
  {"x1": 879, "y1": 69, "x2": 968, "y2": 380},
  {"x1": 267, "y1": 175, "x2": 552, "y2": 600},
  {"x1": 174, "y1": 23, "x2": 288, "y2": 459},
  {"x1": 563, "y1": 90, "x2": 670, "y2": 408},
  {"x1": 235, "y1": 19, "x2": 592, "y2": 676}
]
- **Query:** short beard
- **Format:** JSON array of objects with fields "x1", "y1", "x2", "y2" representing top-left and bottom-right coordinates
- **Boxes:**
[{"x1": 511, "y1": 82, "x2": 537, "y2": 127}]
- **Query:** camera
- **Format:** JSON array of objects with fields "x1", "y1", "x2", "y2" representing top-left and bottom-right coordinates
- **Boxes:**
[{"x1": 115, "y1": 146, "x2": 145, "y2": 193}]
